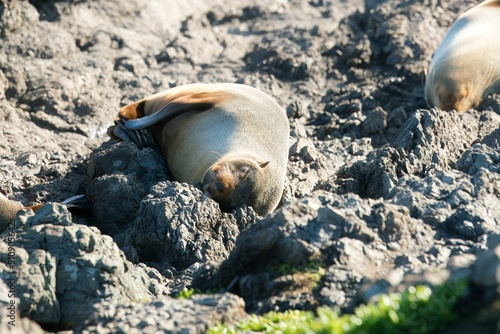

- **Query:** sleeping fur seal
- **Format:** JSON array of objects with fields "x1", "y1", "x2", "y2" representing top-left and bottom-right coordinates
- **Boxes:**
[
  {"x1": 110, "y1": 83, "x2": 290, "y2": 216},
  {"x1": 425, "y1": 0, "x2": 500, "y2": 112}
]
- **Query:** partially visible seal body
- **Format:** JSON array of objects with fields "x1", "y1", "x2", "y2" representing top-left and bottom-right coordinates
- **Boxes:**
[
  {"x1": 425, "y1": 0, "x2": 500, "y2": 112},
  {"x1": 111, "y1": 83, "x2": 290, "y2": 216},
  {"x1": 0, "y1": 193, "x2": 84, "y2": 232},
  {"x1": 0, "y1": 193, "x2": 22, "y2": 231},
  {"x1": 0, "y1": 193, "x2": 48, "y2": 231}
]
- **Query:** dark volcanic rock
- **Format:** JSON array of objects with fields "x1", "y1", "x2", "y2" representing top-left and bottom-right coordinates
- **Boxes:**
[
  {"x1": 193, "y1": 191, "x2": 435, "y2": 313},
  {"x1": 0, "y1": 0, "x2": 499, "y2": 332},
  {"x1": 87, "y1": 141, "x2": 169, "y2": 235},
  {"x1": 336, "y1": 109, "x2": 500, "y2": 199},
  {"x1": 86, "y1": 140, "x2": 259, "y2": 284},
  {"x1": 79, "y1": 293, "x2": 246, "y2": 334},
  {"x1": 0, "y1": 204, "x2": 163, "y2": 329},
  {"x1": 119, "y1": 181, "x2": 255, "y2": 271},
  {"x1": 0, "y1": 281, "x2": 44, "y2": 334}
]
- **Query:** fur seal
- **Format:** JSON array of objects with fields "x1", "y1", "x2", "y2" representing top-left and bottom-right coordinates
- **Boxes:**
[
  {"x1": 110, "y1": 83, "x2": 290, "y2": 216},
  {"x1": 0, "y1": 193, "x2": 86, "y2": 231},
  {"x1": 0, "y1": 193, "x2": 44, "y2": 231},
  {"x1": 425, "y1": 0, "x2": 500, "y2": 112},
  {"x1": 0, "y1": 193, "x2": 23, "y2": 231}
]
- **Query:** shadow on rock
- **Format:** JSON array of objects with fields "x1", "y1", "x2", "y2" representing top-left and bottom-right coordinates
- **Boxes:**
[
  {"x1": 193, "y1": 191, "x2": 435, "y2": 313},
  {"x1": 0, "y1": 204, "x2": 163, "y2": 330},
  {"x1": 87, "y1": 140, "x2": 260, "y2": 281}
]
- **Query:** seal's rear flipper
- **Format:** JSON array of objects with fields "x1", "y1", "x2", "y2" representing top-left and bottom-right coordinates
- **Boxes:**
[
  {"x1": 125, "y1": 91, "x2": 230, "y2": 130},
  {"x1": 25, "y1": 194, "x2": 92, "y2": 217}
]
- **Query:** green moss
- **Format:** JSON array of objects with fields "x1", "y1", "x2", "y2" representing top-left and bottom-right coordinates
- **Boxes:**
[
  {"x1": 208, "y1": 278, "x2": 468, "y2": 334},
  {"x1": 271, "y1": 258, "x2": 326, "y2": 293},
  {"x1": 275, "y1": 259, "x2": 324, "y2": 276},
  {"x1": 174, "y1": 287, "x2": 219, "y2": 299},
  {"x1": 175, "y1": 288, "x2": 203, "y2": 299}
]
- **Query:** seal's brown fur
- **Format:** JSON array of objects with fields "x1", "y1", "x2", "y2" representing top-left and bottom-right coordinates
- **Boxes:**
[{"x1": 111, "y1": 83, "x2": 290, "y2": 216}]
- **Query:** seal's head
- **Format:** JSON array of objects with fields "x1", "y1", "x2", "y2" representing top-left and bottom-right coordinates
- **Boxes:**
[
  {"x1": 202, "y1": 158, "x2": 271, "y2": 215},
  {"x1": 425, "y1": 75, "x2": 484, "y2": 112},
  {"x1": 424, "y1": 0, "x2": 500, "y2": 112}
]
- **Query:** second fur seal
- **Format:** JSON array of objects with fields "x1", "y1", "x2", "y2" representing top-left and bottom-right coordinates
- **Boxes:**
[
  {"x1": 110, "y1": 83, "x2": 290, "y2": 216},
  {"x1": 0, "y1": 193, "x2": 23, "y2": 232},
  {"x1": 0, "y1": 193, "x2": 45, "y2": 232},
  {"x1": 425, "y1": 0, "x2": 500, "y2": 112}
]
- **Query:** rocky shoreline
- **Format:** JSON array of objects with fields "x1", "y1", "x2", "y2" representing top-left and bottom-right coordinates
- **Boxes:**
[{"x1": 0, "y1": 0, "x2": 499, "y2": 333}]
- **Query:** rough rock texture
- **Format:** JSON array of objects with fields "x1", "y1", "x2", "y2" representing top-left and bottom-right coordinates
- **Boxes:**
[
  {"x1": 0, "y1": 280, "x2": 45, "y2": 334},
  {"x1": 0, "y1": 0, "x2": 499, "y2": 332},
  {"x1": 78, "y1": 293, "x2": 246, "y2": 334},
  {"x1": 0, "y1": 204, "x2": 165, "y2": 329},
  {"x1": 86, "y1": 141, "x2": 259, "y2": 289},
  {"x1": 193, "y1": 191, "x2": 436, "y2": 312}
]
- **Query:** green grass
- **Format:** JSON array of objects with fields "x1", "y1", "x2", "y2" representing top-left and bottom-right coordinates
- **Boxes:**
[
  {"x1": 175, "y1": 288, "x2": 204, "y2": 299},
  {"x1": 208, "y1": 278, "x2": 468, "y2": 334},
  {"x1": 271, "y1": 259, "x2": 326, "y2": 294},
  {"x1": 274, "y1": 259, "x2": 324, "y2": 276},
  {"x1": 174, "y1": 287, "x2": 219, "y2": 299}
]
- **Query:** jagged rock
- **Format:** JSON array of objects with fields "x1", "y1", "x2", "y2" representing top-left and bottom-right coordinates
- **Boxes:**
[
  {"x1": 78, "y1": 293, "x2": 246, "y2": 334},
  {"x1": 193, "y1": 191, "x2": 435, "y2": 313},
  {"x1": 337, "y1": 109, "x2": 500, "y2": 199},
  {"x1": 0, "y1": 204, "x2": 163, "y2": 329},
  {"x1": 0, "y1": 280, "x2": 44, "y2": 334},
  {"x1": 439, "y1": 244, "x2": 500, "y2": 333},
  {"x1": 119, "y1": 181, "x2": 255, "y2": 272},
  {"x1": 392, "y1": 109, "x2": 500, "y2": 175},
  {"x1": 87, "y1": 141, "x2": 169, "y2": 235},
  {"x1": 86, "y1": 140, "x2": 259, "y2": 280},
  {"x1": 0, "y1": 0, "x2": 39, "y2": 37},
  {"x1": 0, "y1": 0, "x2": 499, "y2": 332}
]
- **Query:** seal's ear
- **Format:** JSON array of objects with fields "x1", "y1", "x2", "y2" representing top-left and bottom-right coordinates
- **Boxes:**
[
  {"x1": 240, "y1": 161, "x2": 269, "y2": 179},
  {"x1": 259, "y1": 161, "x2": 270, "y2": 168},
  {"x1": 124, "y1": 90, "x2": 230, "y2": 130}
]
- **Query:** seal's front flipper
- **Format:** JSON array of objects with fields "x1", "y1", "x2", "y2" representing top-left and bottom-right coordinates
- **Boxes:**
[{"x1": 125, "y1": 91, "x2": 230, "y2": 130}]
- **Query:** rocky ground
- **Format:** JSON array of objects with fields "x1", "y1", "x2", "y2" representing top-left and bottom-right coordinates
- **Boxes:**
[{"x1": 0, "y1": 0, "x2": 499, "y2": 333}]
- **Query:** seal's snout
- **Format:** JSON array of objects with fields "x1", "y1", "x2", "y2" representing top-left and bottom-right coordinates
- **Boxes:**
[
  {"x1": 205, "y1": 176, "x2": 234, "y2": 195},
  {"x1": 202, "y1": 164, "x2": 236, "y2": 199},
  {"x1": 214, "y1": 180, "x2": 224, "y2": 192}
]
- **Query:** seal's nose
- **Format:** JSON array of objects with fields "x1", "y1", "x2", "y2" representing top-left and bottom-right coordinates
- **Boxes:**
[{"x1": 214, "y1": 180, "x2": 225, "y2": 192}]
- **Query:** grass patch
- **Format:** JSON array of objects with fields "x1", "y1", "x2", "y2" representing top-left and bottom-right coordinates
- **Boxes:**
[
  {"x1": 174, "y1": 287, "x2": 219, "y2": 299},
  {"x1": 208, "y1": 278, "x2": 468, "y2": 334},
  {"x1": 175, "y1": 288, "x2": 204, "y2": 299},
  {"x1": 272, "y1": 259, "x2": 326, "y2": 293},
  {"x1": 275, "y1": 259, "x2": 324, "y2": 276}
]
